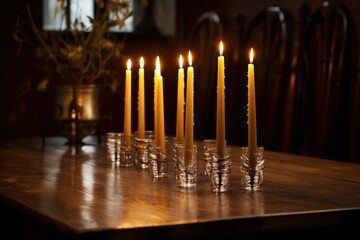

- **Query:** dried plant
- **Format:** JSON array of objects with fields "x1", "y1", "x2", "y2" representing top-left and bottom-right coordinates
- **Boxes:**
[{"x1": 13, "y1": 0, "x2": 145, "y2": 92}]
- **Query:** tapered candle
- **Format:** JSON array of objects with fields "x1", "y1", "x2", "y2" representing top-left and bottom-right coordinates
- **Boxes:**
[
  {"x1": 184, "y1": 51, "x2": 194, "y2": 153},
  {"x1": 154, "y1": 57, "x2": 160, "y2": 142},
  {"x1": 155, "y1": 57, "x2": 166, "y2": 153},
  {"x1": 248, "y1": 48, "x2": 257, "y2": 172},
  {"x1": 176, "y1": 54, "x2": 185, "y2": 142},
  {"x1": 138, "y1": 57, "x2": 146, "y2": 139},
  {"x1": 216, "y1": 41, "x2": 226, "y2": 156},
  {"x1": 124, "y1": 59, "x2": 132, "y2": 138}
]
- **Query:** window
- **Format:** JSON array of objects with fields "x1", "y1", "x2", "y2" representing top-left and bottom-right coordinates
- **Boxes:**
[{"x1": 43, "y1": 0, "x2": 134, "y2": 32}]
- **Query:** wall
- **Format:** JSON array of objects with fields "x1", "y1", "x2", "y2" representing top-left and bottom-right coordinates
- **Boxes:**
[{"x1": 1, "y1": 0, "x2": 359, "y2": 161}]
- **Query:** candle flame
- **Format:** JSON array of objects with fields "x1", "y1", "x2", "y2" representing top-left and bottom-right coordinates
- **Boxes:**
[
  {"x1": 127, "y1": 59, "x2": 132, "y2": 69},
  {"x1": 179, "y1": 54, "x2": 183, "y2": 68},
  {"x1": 188, "y1": 51, "x2": 192, "y2": 66},
  {"x1": 156, "y1": 56, "x2": 161, "y2": 75},
  {"x1": 219, "y1": 41, "x2": 223, "y2": 55},
  {"x1": 250, "y1": 48, "x2": 254, "y2": 63},
  {"x1": 140, "y1": 56, "x2": 144, "y2": 68}
]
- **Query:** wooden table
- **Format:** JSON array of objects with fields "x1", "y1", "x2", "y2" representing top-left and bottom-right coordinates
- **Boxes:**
[{"x1": 1, "y1": 137, "x2": 360, "y2": 239}]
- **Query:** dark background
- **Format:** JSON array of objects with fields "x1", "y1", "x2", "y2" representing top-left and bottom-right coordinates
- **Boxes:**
[{"x1": 1, "y1": 0, "x2": 359, "y2": 161}]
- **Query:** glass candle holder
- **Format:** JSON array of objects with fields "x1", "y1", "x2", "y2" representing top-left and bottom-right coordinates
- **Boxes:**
[
  {"x1": 203, "y1": 139, "x2": 216, "y2": 177},
  {"x1": 148, "y1": 137, "x2": 168, "y2": 178},
  {"x1": 240, "y1": 147, "x2": 265, "y2": 191},
  {"x1": 118, "y1": 133, "x2": 134, "y2": 167},
  {"x1": 175, "y1": 143, "x2": 197, "y2": 188},
  {"x1": 173, "y1": 138, "x2": 184, "y2": 183},
  {"x1": 106, "y1": 132, "x2": 122, "y2": 162},
  {"x1": 209, "y1": 147, "x2": 232, "y2": 193},
  {"x1": 134, "y1": 131, "x2": 153, "y2": 169}
]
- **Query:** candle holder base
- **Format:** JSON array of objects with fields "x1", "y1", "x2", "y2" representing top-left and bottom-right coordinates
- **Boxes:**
[
  {"x1": 173, "y1": 138, "x2": 184, "y2": 183},
  {"x1": 134, "y1": 131, "x2": 153, "y2": 169},
  {"x1": 107, "y1": 132, "x2": 122, "y2": 162},
  {"x1": 209, "y1": 147, "x2": 231, "y2": 193},
  {"x1": 106, "y1": 132, "x2": 134, "y2": 167},
  {"x1": 175, "y1": 143, "x2": 197, "y2": 188},
  {"x1": 119, "y1": 134, "x2": 134, "y2": 167},
  {"x1": 203, "y1": 139, "x2": 216, "y2": 177},
  {"x1": 134, "y1": 136, "x2": 149, "y2": 169},
  {"x1": 240, "y1": 147, "x2": 265, "y2": 191},
  {"x1": 148, "y1": 139, "x2": 168, "y2": 178}
]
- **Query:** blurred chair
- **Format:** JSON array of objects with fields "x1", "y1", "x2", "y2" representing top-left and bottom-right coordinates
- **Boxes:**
[
  {"x1": 239, "y1": 6, "x2": 295, "y2": 151},
  {"x1": 281, "y1": 4, "x2": 310, "y2": 153},
  {"x1": 298, "y1": 1, "x2": 353, "y2": 161},
  {"x1": 187, "y1": 11, "x2": 223, "y2": 140}
]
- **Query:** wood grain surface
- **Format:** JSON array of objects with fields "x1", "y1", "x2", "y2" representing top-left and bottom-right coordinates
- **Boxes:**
[{"x1": 1, "y1": 137, "x2": 359, "y2": 239}]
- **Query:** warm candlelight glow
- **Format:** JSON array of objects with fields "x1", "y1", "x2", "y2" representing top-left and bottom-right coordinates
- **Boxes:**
[
  {"x1": 179, "y1": 54, "x2": 183, "y2": 68},
  {"x1": 127, "y1": 59, "x2": 132, "y2": 69},
  {"x1": 250, "y1": 48, "x2": 254, "y2": 63},
  {"x1": 219, "y1": 41, "x2": 223, "y2": 56},
  {"x1": 188, "y1": 51, "x2": 192, "y2": 66},
  {"x1": 156, "y1": 56, "x2": 161, "y2": 75},
  {"x1": 140, "y1": 56, "x2": 144, "y2": 68}
]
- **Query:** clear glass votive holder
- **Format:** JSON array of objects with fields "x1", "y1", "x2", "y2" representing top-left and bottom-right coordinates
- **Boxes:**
[
  {"x1": 148, "y1": 141, "x2": 168, "y2": 178},
  {"x1": 203, "y1": 139, "x2": 216, "y2": 177},
  {"x1": 175, "y1": 143, "x2": 197, "y2": 188},
  {"x1": 240, "y1": 147, "x2": 265, "y2": 191},
  {"x1": 209, "y1": 147, "x2": 232, "y2": 193},
  {"x1": 119, "y1": 133, "x2": 134, "y2": 167},
  {"x1": 107, "y1": 132, "x2": 122, "y2": 162},
  {"x1": 173, "y1": 138, "x2": 184, "y2": 183},
  {"x1": 134, "y1": 131, "x2": 153, "y2": 169}
]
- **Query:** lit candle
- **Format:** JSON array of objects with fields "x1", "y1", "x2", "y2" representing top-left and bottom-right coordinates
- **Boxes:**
[
  {"x1": 216, "y1": 41, "x2": 226, "y2": 156},
  {"x1": 138, "y1": 57, "x2": 145, "y2": 139},
  {"x1": 176, "y1": 54, "x2": 185, "y2": 142},
  {"x1": 124, "y1": 59, "x2": 132, "y2": 138},
  {"x1": 184, "y1": 51, "x2": 194, "y2": 153},
  {"x1": 248, "y1": 48, "x2": 257, "y2": 171},
  {"x1": 154, "y1": 57, "x2": 160, "y2": 142},
  {"x1": 155, "y1": 57, "x2": 165, "y2": 153}
]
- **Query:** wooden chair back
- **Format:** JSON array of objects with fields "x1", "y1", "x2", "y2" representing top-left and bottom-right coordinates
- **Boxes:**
[
  {"x1": 187, "y1": 11, "x2": 223, "y2": 140},
  {"x1": 241, "y1": 6, "x2": 295, "y2": 151},
  {"x1": 298, "y1": 1, "x2": 353, "y2": 160}
]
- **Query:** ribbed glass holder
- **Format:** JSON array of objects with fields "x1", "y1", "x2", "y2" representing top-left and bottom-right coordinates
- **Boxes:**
[
  {"x1": 118, "y1": 133, "x2": 134, "y2": 167},
  {"x1": 148, "y1": 143, "x2": 168, "y2": 178},
  {"x1": 134, "y1": 131, "x2": 153, "y2": 169},
  {"x1": 106, "y1": 132, "x2": 122, "y2": 162},
  {"x1": 209, "y1": 147, "x2": 232, "y2": 193},
  {"x1": 203, "y1": 139, "x2": 216, "y2": 177},
  {"x1": 173, "y1": 138, "x2": 184, "y2": 183},
  {"x1": 240, "y1": 147, "x2": 265, "y2": 191},
  {"x1": 175, "y1": 143, "x2": 197, "y2": 188}
]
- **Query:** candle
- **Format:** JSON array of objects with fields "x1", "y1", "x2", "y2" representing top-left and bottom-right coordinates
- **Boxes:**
[
  {"x1": 184, "y1": 51, "x2": 194, "y2": 153},
  {"x1": 155, "y1": 57, "x2": 165, "y2": 153},
  {"x1": 248, "y1": 48, "x2": 257, "y2": 171},
  {"x1": 176, "y1": 54, "x2": 185, "y2": 142},
  {"x1": 138, "y1": 57, "x2": 145, "y2": 139},
  {"x1": 154, "y1": 57, "x2": 160, "y2": 142},
  {"x1": 124, "y1": 59, "x2": 132, "y2": 138},
  {"x1": 216, "y1": 41, "x2": 226, "y2": 156}
]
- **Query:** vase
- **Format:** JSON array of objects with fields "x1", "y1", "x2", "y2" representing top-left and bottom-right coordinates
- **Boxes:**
[{"x1": 52, "y1": 84, "x2": 101, "y2": 145}]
